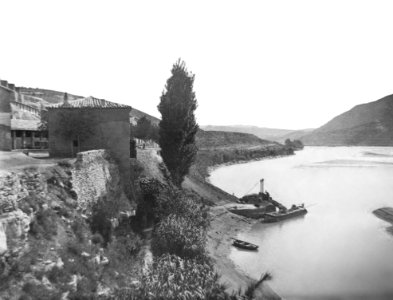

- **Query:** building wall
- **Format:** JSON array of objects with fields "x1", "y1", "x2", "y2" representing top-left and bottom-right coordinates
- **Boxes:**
[
  {"x1": 48, "y1": 108, "x2": 132, "y2": 195},
  {"x1": 0, "y1": 86, "x2": 14, "y2": 151}
]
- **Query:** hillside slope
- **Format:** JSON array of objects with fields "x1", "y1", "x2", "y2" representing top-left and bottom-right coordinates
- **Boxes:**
[
  {"x1": 192, "y1": 130, "x2": 293, "y2": 180},
  {"x1": 196, "y1": 130, "x2": 278, "y2": 149},
  {"x1": 201, "y1": 125, "x2": 295, "y2": 141},
  {"x1": 18, "y1": 86, "x2": 159, "y2": 125},
  {"x1": 301, "y1": 94, "x2": 393, "y2": 146},
  {"x1": 276, "y1": 128, "x2": 314, "y2": 143}
]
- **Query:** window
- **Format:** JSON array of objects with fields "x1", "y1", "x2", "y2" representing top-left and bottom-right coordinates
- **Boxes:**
[
  {"x1": 25, "y1": 131, "x2": 32, "y2": 137},
  {"x1": 73, "y1": 140, "x2": 79, "y2": 147},
  {"x1": 15, "y1": 131, "x2": 22, "y2": 137}
]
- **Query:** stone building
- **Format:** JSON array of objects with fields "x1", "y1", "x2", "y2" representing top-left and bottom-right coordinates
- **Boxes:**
[
  {"x1": 0, "y1": 81, "x2": 13, "y2": 150},
  {"x1": 0, "y1": 80, "x2": 47, "y2": 151},
  {"x1": 47, "y1": 96, "x2": 132, "y2": 192}
]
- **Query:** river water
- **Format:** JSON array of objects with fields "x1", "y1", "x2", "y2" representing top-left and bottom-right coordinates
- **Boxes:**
[{"x1": 209, "y1": 147, "x2": 393, "y2": 300}]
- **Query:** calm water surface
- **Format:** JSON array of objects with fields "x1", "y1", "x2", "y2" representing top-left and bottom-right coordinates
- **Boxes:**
[{"x1": 209, "y1": 147, "x2": 393, "y2": 300}]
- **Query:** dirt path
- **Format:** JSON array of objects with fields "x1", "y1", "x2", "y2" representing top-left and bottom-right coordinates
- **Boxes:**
[{"x1": 0, "y1": 151, "x2": 59, "y2": 174}]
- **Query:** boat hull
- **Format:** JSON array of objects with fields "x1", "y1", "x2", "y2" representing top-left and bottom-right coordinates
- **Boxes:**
[
  {"x1": 262, "y1": 208, "x2": 308, "y2": 223},
  {"x1": 232, "y1": 239, "x2": 259, "y2": 251}
]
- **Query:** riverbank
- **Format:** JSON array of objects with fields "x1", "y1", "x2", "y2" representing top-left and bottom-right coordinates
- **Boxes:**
[
  {"x1": 140, "y1": 147, "x2": 286, "y2": 299},
  {"x1": 373, "y1": 207, "x2": 393, "y2": 235},
  {"x1": 190, "y1": 146, "x2": 296, "y2": 299},
  {"x1": 207, "y1": 205, "x2": 281, "y2": 299},
  {"x1": 191, "y1": 144, "x2": 294, "y2": 181}
]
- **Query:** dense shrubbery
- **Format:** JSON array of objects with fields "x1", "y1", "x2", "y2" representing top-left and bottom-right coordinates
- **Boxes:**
[
  {"x1": 153, "y1": 189, "x2": 209, "y2": 228},
  {"x1": 284, "y1": 138, "x2": 304, "y2": 150},
  {"x1": 29, "y1": 208, "x2": 58, "y2": 240},
  {"x1": 152, "y1": 214, "x2": 206, "y2": 259},
  {"x1": 150, "y1": 184, "x2": 210, "y2": 259},
  {"x1": 135, "y1": 183, "x2": 236, "y2": 299},
  {"x1": 131, "y1": 116, "x2": 159, "y2": 142},
  {"x1": 116, "y1": 254, "x2": 233, "y2": 300}
]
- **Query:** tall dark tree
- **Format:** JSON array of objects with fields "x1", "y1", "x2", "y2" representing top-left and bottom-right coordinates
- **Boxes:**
[
  {"x1": 133, "y1": 116, "x2": 159, "y2": 142},
  {"x1": 135, "y1": 116, "x2": 152, "y2": 140},
  {"x1": 158, "y1": 60, "x2": 198, "y2": 186}
]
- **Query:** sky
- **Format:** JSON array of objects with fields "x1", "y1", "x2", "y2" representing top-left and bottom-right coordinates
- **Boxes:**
[{"x1": 1, "y1": 0, "x2": 393, "y2": 130}]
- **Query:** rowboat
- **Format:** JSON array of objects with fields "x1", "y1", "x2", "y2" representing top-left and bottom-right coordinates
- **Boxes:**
[{"x1": 232, "y1": 239, "x2": 258, "y2": 250}]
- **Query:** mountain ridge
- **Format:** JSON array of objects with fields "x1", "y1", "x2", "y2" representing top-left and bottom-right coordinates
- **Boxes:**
[
  {"x1": 301, "y1": 94, "x2": 393, "y2": 146},
  {"x1": 201, "y1": 125, "x2": 296, "y2": 141}
]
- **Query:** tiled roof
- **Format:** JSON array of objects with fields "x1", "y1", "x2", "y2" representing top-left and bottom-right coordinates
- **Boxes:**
[
  {"x1": 11, "y1": 102, "x2": 41, "y2": 117},
  {"x1": 47, "y1": 96, "x2": 131, "y2": 109}
]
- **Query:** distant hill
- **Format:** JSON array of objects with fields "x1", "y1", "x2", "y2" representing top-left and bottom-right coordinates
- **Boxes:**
[
  {"x1": 201, "y1": 125, "x2": 295, "y2": 141},
  {"x1": 196, "y1": 130, "x2": 278, "y2": 149},
  {"x1": 19, "y1": 87, "x2": 83, "y2": 106},
  {"x1": 276, "y1": 128, "x2": 314, "y2": 143},
  {"x1": 18, "y1": 87, "x2": 160, "y2": 125},
  {"x1": 129, "y1": 107, "x2": 160, "y2": 126},
  {"x1": 301, "y1": 94, "x2": 393, "y2": 146}
]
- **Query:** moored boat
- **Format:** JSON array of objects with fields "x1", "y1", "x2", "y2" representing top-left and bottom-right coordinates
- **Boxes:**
[
  {"x1": 232, "y1": 239, "x2": 259, "y2": 250},
  {"x1": 262, "y1": 205, "x2": 308, "y2": 223}
]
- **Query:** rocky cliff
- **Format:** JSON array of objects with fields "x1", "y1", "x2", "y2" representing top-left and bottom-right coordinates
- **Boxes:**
[{"x1": 0, "y1": 150, "x2": 135, "y2": 299}]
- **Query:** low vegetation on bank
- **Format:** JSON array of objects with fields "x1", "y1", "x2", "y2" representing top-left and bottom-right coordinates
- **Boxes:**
[
  {"x1": 191, "y1": 130, "x2": 298, "y2": 180},
  {"x1": 192, "y1": 144, "x2": 294, "y2": 180}
]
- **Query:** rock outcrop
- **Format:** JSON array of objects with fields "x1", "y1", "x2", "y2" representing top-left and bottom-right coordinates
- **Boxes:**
[
  {"x1": 0, "y1": 210, "x2": 30, "y2": 256},
  {"x1": 0, "y1": 150, "x2": 137, "y2": 299},
  {"x1": 0, "y1": 150, "x2": 133, "y2": 260}
]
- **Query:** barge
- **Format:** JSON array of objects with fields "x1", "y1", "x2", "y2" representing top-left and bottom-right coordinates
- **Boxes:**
[{"x1": 262, "y1": 205, "x2": 307, "y2": 223}]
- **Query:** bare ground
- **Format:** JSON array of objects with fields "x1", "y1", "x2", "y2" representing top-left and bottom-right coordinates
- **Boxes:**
[{"x1": 0, "y1": 151, "x2": 61, "y2": 175}]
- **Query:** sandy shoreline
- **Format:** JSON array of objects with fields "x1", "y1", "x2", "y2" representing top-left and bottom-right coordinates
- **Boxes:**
[{"x1": 207, "y1": 205, "x2": 281, "y2": 299}]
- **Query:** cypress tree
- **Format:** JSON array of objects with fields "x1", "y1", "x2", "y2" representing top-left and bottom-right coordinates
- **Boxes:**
[{"x1": 158, "y1": 59, "x2": 198, "y2": 186}]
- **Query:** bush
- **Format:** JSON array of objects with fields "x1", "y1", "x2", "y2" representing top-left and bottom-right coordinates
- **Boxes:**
[
  {"x1": 57, "y1": 160, "x2": 72, "y2": 168},
  {"x1": 47, "y1": 266, "x2": 68, "y2": 284},
  {"x1": 61, "y1": 241, "x2": 100, "y2": 294},
  {"x1": 22, "y1": 281, "x2": 62, "y2": 300},
  {"x1": 18, "y1": 194, "x2": 41, "y2": 214},
  {"x1": 112, "y1": 235, "x2": 142, "y2": 257},
  {"x1": 154, "y1": 189, "x2": 210, "y2": 229},
  {"x1": 91, "y1": 233, "x2": 104, "y2": 246},
  {"x1": 152, "y1": 214, "x2": 206, "y2": 259},
  {"x1": 29, "y1": 208, "x2": 58, "y2": 239},
  {"x1": 90, "y1": 200, "x2": 113, "y2": 246},
  {"x1": 117, "y1": 254, "x2": 230, "y2": 300},
  {"x1": 71, "y1": 217, "x2": 87, "y2": 243}
]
